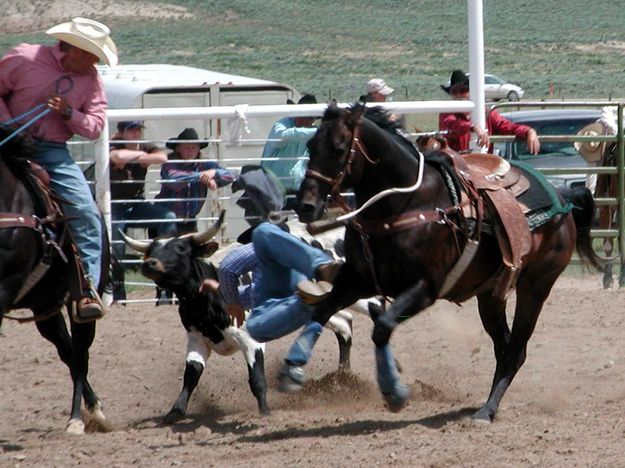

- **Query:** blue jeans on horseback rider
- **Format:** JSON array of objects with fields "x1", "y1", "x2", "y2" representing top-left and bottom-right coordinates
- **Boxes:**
[
  {"x1": 33, "y1": 142, "x2": 105, "y2": 321},
  {"x1": 0, "y1": 32, "x2": 120, "y2": 321}
]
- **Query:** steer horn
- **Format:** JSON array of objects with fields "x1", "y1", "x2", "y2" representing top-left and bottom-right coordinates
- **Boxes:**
[
  {"x1": 119, "y1": 229, "x2": 152, "y2": 253},
  {"x1": 187, "y1": 209, "x2": 226, "y2": 245}
]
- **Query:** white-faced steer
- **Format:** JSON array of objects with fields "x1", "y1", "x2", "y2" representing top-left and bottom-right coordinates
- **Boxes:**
[{"x1": 121, "y1": 211, "x2": 269, "y2": 423}]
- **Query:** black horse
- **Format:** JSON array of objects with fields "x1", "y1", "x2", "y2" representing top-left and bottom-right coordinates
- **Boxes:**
[
  {"x1": 295, "y1": 103, "x2": 602, "y2": 422},
  {"x1": 0, "y1": 125, "x2": 110, "y2": 434}
]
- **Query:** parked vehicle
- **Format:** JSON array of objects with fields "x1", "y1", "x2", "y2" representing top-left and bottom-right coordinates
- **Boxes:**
[
  {"x1": 97, "y1": 64, "x2": 301, "y2": 239},
  {"x1": 483, "y1": 74, "x2": 525, "y2": 101},
  {"x1": 493, "y1": 108, "x2": 602, "y2": 188}
]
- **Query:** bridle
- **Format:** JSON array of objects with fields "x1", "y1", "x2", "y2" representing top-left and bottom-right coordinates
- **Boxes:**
[{"x1": 305, "y1": 119, "x2": 377, "y2": 212}]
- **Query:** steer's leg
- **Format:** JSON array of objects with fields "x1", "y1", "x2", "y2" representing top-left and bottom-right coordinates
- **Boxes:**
[
  {"x1": 325, "y1": 310, "x2": 353, "y2": 371},
  {"x1": 227, "y1": 327, "x2": 269, "y2": 415},
  {"x1": 163, "y1": 331, "x2": 211, "y2": 425}
]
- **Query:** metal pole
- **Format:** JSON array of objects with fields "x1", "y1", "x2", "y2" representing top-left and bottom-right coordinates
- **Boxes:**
[
  {"x1": 94, "y1": 118, "x2": 112, "y2": 240},
  {"x1": 467, "y1": 0, "x2": 486, "y2": 130},
  {"x1": 618, "y1": 103, "x2": 625, "y2": 262}
]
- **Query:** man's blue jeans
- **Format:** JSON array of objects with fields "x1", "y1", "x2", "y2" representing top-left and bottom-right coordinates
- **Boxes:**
[
  {"x1": 111, "y1": 201, "x2": 177, "y2": 260},
  {"x1": 32, "y1": 141, "x2": 102, "y2": 287},
  {"x1": 246, "y1": 222, "x2": 332, "y2": 344}
]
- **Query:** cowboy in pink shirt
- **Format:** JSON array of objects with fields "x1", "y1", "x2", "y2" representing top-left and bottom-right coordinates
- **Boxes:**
[{"x1": 0, "y1": 17, "x2": 118, "y2": 321}]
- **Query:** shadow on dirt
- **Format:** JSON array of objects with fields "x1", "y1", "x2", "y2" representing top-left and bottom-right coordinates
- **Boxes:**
[{"x1": 235, "y1": 406, "x2": 478, "y2": 443}]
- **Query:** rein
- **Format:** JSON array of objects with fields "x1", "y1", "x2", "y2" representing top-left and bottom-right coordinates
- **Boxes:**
[
  {"x1": 306, "y1": 117, "x2": 428, "y2": 225},
  {"x1": 0, "y1": 76, "x2": 73, "y2": 148}
]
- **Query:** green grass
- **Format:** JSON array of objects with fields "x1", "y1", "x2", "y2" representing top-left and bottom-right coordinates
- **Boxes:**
[{"x1": 2, "y1": 0, "x2": 624, "y2": 106}]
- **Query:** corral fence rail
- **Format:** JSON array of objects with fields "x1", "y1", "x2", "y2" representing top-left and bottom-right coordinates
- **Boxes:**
[
  {"x1": 75, "y1": 99, "x2": 622, "y2": 302},
  {"x1": 490, "y1": 101, "x2": 625, "y2": 263}
]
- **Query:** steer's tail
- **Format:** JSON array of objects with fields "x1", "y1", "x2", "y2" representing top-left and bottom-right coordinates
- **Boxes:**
[{"x1": 559, "y1": 186, "x2": 604, "y2": 272}]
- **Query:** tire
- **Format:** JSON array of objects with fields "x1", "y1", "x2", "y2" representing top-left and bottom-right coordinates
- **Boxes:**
[{"x1": 507, "y1": 91, "x2": 520, "y2": 101}]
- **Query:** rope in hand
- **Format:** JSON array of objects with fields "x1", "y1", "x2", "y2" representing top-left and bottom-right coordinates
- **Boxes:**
[{"x1": 0, "y1": 76, "x2": 74, "y2": 147}]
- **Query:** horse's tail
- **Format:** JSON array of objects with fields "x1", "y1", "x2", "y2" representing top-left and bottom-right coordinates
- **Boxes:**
[{"x1": 559, "y1": 186, "x2": 604, "y2": 272}]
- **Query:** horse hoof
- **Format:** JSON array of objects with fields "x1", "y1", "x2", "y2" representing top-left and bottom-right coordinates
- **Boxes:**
[
  {"x1": 471, "y1": 408, "x2": 493, "y2": 424},
  {"x1": 162, "y1": 410, "x2": 185, "y2": 426},
  {"x1": 66, "y1": 419, "x2": 85, "y2": 435},
  {"x1": 382, "y1": 383, "x2": 410, "y2": 413}
]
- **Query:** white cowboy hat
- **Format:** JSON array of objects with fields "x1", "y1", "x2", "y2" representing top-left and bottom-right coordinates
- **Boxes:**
[
  {"x1": 574, "y1": 122, "x2": 605, "y2": 163},
  {"x1": 46, "y1": 17, "x2": 118, "y2": 67}
]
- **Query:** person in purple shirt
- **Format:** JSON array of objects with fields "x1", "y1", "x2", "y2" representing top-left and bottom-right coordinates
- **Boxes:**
[
  {"x1": 0, "y1": 17, "x2": 118, "y2": 321},
  {"x1": 156, "y1": 127, "x2": 234, "y2": 234}
]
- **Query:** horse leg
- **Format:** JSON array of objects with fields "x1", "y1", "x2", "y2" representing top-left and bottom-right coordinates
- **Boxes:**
[
  {"x1": 603, "y1": 236, "x2": 614, "y2": 289},
  {"x1": 69, "y1": 318, "x2": 109, "y2": 432},
  {"x1": 472, "y1": 292, "x2": 511, "y2": 422},
  {"x1": 599, "y1": 205, "x2": 614, "y2": 289},
  {"x1": 369, "y1": 279, "x2": 436, "y2": 412},
  {"x1": 473, "y1": 272, "x2": 557, "y2": 423},
  {"x1": 35, "y1": 311, "x2": 94, "y2": 434}
]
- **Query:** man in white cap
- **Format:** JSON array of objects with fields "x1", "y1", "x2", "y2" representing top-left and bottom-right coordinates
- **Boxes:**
[
  {"x1": 361, "y1": 78, "x2": 395, "y2": 103},
  {"x1": 0, "y1": 17, "x2": 118, "y2": 321}
]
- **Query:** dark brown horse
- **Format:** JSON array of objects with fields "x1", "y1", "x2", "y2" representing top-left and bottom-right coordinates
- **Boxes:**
[
  {"x1": 295, "y1": 102, "x2": 602, "y2": 422},
  {"x1": 0, "y1": 124, "x2": 110, "y2": 434}
]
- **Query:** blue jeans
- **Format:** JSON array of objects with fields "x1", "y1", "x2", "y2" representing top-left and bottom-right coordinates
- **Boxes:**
[
  {"x1": 246, "y1": 222, "x2": 331, "y2": 344},
  {"x1": 111, "y1": 201, "x2": 177, "y2": 260},
  {"x1": 32, "y1": 141, "x2": 102, "y2": 287}
]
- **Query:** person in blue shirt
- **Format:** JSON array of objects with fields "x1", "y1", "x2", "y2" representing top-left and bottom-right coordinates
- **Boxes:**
[
  {"x1": 260, "y1": 94, "x2": 318, "y2": 194},
  {"x1": 156, "y1": 127, "x2": 234, "y2": 234}
]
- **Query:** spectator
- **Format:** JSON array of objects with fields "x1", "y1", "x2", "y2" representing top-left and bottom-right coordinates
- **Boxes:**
[
  {"x1": 360, "y1": 78, "x2": 395, "y2": 103},
  {"x1": 0, "y1": 17, "x2": 118, "y2": 321},
  {"x1": 261, "y1": 94, "x2": 318, "y2": 194},
  {"x1": 439, "y1": 69, "x2": 540, "y2": 154},
  {"x1": 109, "y1": 120, "x2": 178, "y2": 302},
  {"x1": 156, "y1": 127, "x2": 234, "y2": 234}
]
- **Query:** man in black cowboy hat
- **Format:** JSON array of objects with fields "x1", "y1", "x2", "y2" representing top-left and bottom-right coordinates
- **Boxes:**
[
  {"x1": 439, "y1": 69, "x2": 540, "y2": 155},
  {"x1": 156, "y1": 127, "x2": 233, "y2": 234},
  {"x1": 261, "y1": 94, "x2": 318, "y2": 193}
]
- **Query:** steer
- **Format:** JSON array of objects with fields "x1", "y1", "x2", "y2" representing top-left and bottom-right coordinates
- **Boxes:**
[
  {"x1": 122, "y1": 211, "x2": 269, "y2": 423},
  {"x1": 122, "y1": 211, "x2": 355, "y2": 424}
]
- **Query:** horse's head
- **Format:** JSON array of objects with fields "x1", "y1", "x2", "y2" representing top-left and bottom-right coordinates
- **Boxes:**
[{"x1": 296, "y1": 101, "x2": 365, "y2": 223}]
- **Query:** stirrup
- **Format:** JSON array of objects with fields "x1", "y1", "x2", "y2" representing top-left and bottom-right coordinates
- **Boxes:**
[{"x1": 72, "y1": 292, "x2": 106, "y2": 323}]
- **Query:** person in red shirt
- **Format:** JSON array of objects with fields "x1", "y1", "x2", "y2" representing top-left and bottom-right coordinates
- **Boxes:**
[{"x1": 438, "y1": 69, "x2": 540, "y2": 155}]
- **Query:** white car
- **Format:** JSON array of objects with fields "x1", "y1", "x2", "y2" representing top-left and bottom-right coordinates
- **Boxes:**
[{"x1": 483, "y1": 73, "x2": 525, "y2": 101}]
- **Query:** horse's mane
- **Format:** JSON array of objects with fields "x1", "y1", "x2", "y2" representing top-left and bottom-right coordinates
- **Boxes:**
[
  {"x1": 320, "y1": 104, "x2": 420, "y2": 159},
  {"x1": 362, "y1": 106, "x2": 420, "y2": 159},
  {"x1": 0, "y1": 124, "x2": 37, "y2": 178}
]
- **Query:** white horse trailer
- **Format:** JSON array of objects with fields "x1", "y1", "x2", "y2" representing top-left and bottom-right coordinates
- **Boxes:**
[{"x1": 97, "y1": 64, "x2": 300, "y2": 239}]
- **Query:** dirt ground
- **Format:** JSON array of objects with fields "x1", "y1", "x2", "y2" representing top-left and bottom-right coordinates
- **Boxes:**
[{"x1": 1, "y1": 273, "x2": 625, "y2": 467}]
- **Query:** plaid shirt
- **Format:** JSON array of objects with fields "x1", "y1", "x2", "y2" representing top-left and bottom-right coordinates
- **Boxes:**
[
  {"x1": 217, "y1": 243, "x2": 259, "y2": 309},
  {"x1": 156, "y1": 159, "x2": 234, "y2": 218}
]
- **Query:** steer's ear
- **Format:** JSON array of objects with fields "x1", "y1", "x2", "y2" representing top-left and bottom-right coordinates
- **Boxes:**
[{"x1": 199, "y1": 241, "x2": 219, "y2": 258}]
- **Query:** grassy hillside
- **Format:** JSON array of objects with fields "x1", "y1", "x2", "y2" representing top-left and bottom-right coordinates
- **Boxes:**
[{"x1": 2, "y1": 0, "x2": 624, "y2": 103}]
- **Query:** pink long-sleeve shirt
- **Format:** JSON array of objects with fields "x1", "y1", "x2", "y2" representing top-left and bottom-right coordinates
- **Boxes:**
[{"x1": 0, "y1": 43, "x2": 107, "y2": 143}]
